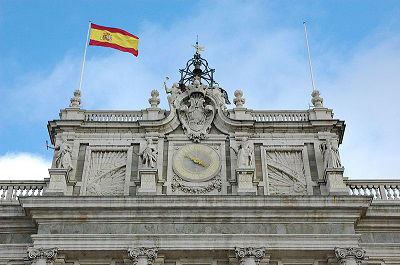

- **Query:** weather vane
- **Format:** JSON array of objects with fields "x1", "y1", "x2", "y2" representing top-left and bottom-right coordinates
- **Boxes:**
[{"x1": 192, "y1": 35, "x2": 205, "y2": 54}]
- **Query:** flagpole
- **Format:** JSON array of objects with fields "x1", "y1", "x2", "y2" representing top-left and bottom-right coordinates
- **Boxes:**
[
  {"x1": 303, "y1": 21, "x2": 316, "y2": 91},
  {"x1": 78, "y1": 21, "x2": 92, "y2": 92}
]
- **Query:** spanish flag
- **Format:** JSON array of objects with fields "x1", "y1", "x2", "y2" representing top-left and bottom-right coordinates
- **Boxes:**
[{"x1": 89, "y1": 23, "x2": 139, "y2": 56}]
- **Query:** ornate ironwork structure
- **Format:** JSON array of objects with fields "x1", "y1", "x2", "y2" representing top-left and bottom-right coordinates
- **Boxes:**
[
  {"x1": 179, "y1": 44, "x2": 216, "y2": 88},
  {"x1": 179, "y1": 42, "x2": 230, "y2": 104}
]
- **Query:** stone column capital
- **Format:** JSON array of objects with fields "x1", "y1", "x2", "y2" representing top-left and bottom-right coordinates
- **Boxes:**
[
  {"x1": 27, "y1": 247, "x2": 58, "y2": 264},
  {"x1": 128, "y1": 247, "x2": 158, "y2": 265},
  {"x1": 334, "y1": 247, "x2": 366, "y2": 265},
  {"x1": 235, "y1": 247, "x2": 266, "y2": 265}
]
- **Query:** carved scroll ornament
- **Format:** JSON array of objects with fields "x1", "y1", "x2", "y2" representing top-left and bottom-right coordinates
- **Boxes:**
[
  {"x1": 235, "y1": 247, "x2": 266, "y2": 265},
  {"x1": 128, "y1": 247, "x2": 158, "y2": 265},
  {"x1": 27, "y1": 247, "x2": 58, "y2": 261}
]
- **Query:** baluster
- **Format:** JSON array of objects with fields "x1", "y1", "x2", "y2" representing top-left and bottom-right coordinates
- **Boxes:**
[
  {"x1": 6, "y1": 185, "x2": 13, "y2": 200},
  {"x1": 373, "y1": 185, "x2": 381, "y2": 199},
  {"x1": 395, "y1": 186, "x2": 400, "y2": 200},
  {"x1": 387, "y1": 186, "x2": 394, "y2": 200},
  {"x1": 349, "y1": 185, "x2": 355, "y2": 195},
  {"x1": 379, "y1": 185, "x2": 388, "y2": 200}
]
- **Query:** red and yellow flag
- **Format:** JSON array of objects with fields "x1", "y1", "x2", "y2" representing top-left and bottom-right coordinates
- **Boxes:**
[{"x1": 89, "y1": 23, "x2": 139, "y2": 56}]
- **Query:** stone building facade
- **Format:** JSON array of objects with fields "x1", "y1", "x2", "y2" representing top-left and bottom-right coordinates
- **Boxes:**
[{"x1": 1, "y1": 52, "x2": 399, "y2": 265}]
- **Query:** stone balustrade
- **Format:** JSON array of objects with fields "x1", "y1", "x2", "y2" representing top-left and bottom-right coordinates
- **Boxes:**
[
  {"x1": 0, "y1": 180, "x2": 46, "y2": 201},
  {"x1": 345, "y1": 179, "x2": 400, "y2": 201},
  {"x1": 84, "y1": 110, "x2": 144, "y2": 122},
  {"x1": 250, "y1": 110, "x2": 310, "y2": 122},
  {"x1": 1, "y1": 179, "x2": 399, "y2": 202},
  {"x1": 81, "y1": 110, "x2": 312, "y2": 123}
]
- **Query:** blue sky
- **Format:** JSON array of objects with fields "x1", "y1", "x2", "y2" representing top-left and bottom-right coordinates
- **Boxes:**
[{"x1": 0, "y1": 0, "x2": 400, "y2": 180}]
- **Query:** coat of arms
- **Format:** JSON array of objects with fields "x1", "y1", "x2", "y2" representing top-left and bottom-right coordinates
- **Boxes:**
[{"x1": 177, "y1": 80, "x2": 215, "y2": 142}]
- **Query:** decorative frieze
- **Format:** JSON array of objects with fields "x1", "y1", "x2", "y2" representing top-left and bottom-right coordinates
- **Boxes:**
[
  {"x1": 334, "y1": 247, "x2": 366, "y2": 265},
  {"x1": 128, "y1": 247, "x2": 158, "y2": 265},
  {"x1": 27, "y1": 247, "x2": 58, "y2": 265},
  {"x1": 235, "y1": 247, "x2": 266, "y2": 265}
]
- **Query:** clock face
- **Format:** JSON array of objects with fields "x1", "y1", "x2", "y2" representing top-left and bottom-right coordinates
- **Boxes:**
[{"x1": 173, "y1": 144, "x2": 221, "y2": 182}]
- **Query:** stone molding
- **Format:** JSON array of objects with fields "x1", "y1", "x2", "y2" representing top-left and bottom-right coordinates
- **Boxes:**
[
  {"x1": 334, "y1": 247, "x2": 366, "y2": 265},
  {"x1": 235, "y1": 247, "x2": 266, "y2": 265},
  {"x1": 27, "y1": 247, "x2": 58, "y2": 262},
  {"x1": 128, "y1": 247, "x2": 158, "y2": 265}
]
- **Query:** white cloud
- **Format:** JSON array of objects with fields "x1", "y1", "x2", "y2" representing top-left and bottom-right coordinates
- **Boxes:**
[
  {"x1": 321, "y1": 36, "x2": 400, "y2": 179},
  {"x1": 0, "y1": 153, "x2": 50, "y2": 180}
]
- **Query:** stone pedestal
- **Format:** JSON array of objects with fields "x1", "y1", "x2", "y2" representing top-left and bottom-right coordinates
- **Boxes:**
[
  {"x1": 27, "y1": 247, "x2": 58, "y2": 265},
  {"x1": 137, "y1": 169, "x2": 158, "y2": 195},
  {"x1": 59, "y1": 107, "x2": 85, "y2": 120},
  {"x1": 145, "y1": 108, "x2": 163, "y2": 120},
  {"x1": 335, "y1": 247, "x2": 366, "y2": 265},
  {"x1": 232, "y1": 108, "x2": 253, "y2": 120},
  {"x1": 46, "y1": 169, "x2": 68, "y2": 195},
  {"x1": 236, "y1": 168, "x2": 256, "y2": 195},
  {"x1": 128, "y1": 247, "x2": 158, "y2": 265},
  {"x1": 309, "y1": 107, "x2": 333, "y2": 120},
  {"x1": 324, "y1": 168, "x2": 348, "y2": 195}
]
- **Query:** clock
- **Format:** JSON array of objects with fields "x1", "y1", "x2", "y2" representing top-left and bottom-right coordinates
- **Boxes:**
[{"x1": 173, "y1": 144, "x2": 221, "y2": 182}]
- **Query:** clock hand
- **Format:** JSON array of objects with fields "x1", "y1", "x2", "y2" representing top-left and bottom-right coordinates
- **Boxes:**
[{"x1": 184, "y1": 153, "x2": 209, "y2": 167}]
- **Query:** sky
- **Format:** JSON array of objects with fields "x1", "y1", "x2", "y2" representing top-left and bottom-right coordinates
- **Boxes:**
[{"x1": 0, "y1": 0, "x2": 400, "y2": 180}]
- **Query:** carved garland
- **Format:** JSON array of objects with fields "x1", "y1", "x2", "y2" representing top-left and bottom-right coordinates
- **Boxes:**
[{"x1": 171, "y1": 175, "x2": 222, "y2": 194}]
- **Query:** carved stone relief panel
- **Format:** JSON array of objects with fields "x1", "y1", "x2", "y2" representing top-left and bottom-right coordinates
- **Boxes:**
[
  {"x1": 264, "y1": 146, "x2": 308, "y2": 195},
  {"x1": 81, "y1": 146, "x2": 130, "y2": 196}
]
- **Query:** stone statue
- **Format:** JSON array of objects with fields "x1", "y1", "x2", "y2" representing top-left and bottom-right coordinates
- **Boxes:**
[
  {"x1": 321, "y1": 138, "x2": 342, "y2": 169},
  {"x1": 231, "y1": 138, "x2": 254, "y2": 168},
  {"x1": 164, "y1": 78, "x2": 181, "y2": 106},
  {"x1": 140, "y1": 139, "x2": 158, "y2": 168},
  {"x1": 47, "y1": 138, "x2": 73, "y2": 174},
  {"x1": 212, "y1": 85, "x2": 228, "y2": 111}
]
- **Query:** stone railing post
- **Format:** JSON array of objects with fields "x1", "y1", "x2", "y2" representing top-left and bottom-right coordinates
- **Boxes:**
[
  {"x1": 27, "y1": 247, "x2": 58, "y2": 265},
  {"x1": 334, "y1": 247, "x2": 366, "y2": 265},
  {"x1": 128, "y1": 247, "x2": 158, "y2": 265},
  {"x1": 235, "y1": 247, "x2": 267, "y2": 265}
]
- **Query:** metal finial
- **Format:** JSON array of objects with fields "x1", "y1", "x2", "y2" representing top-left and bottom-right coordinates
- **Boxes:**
[{"x1": 192, "y1": 35, "x2": 205, "y2": 54}]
